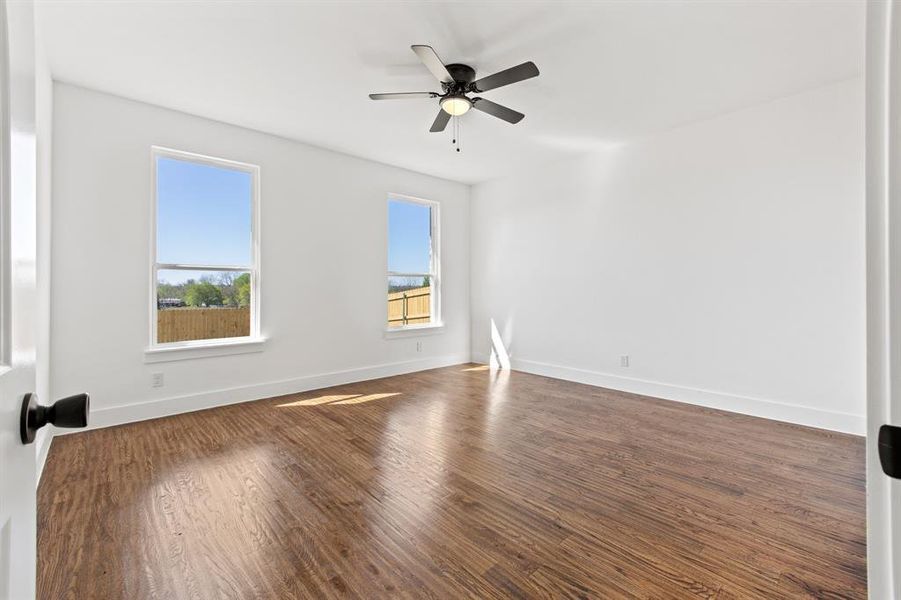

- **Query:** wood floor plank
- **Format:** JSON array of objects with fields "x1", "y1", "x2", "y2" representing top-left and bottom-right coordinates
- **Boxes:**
[{"x1": 37, "y1": 364, "x2": 866, "y2": 598}]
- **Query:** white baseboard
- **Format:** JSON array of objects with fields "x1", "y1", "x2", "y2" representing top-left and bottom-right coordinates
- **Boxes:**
[
  {"x1": 472, "y1": 353, "x2": 864, "y2": 436},
  {"x1": 58, "y1": 350, "x2": 864, "y2": 437},
  {"x1": 62, "y1": 353, "x2": 470, "y2": 433}
]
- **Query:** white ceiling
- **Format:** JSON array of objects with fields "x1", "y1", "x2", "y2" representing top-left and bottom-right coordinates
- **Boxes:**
[{"x1": 37, "y1": 1, "x2": 864, "y2": 184}]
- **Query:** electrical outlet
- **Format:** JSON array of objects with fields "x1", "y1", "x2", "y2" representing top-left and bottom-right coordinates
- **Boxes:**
[
  {"x1": 151, "y1": 372, "x2": 164, "y2": 388},
  {"x1": 416, "y1": 341, "x2": 422, "y2": 352},
  {"x1": 620, "y1": 355, "x2": 630, "y2": 367}
]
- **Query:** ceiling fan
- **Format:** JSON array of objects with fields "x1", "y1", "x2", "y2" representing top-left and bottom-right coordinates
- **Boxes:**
[{"x1": 369, "y1": 45, "x2": 539, "y2": 136}]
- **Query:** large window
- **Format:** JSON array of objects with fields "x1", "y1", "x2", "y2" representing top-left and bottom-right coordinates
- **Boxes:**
[
  {"x1": 387, "y1": 195, "x2": 440, "y2": 329},
  {"x1": 151, "y1": 147, "x2": 260, "y2": 346}
]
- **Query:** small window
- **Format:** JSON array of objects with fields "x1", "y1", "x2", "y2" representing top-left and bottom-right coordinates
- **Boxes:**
[
  {"x1": 387, "y1": 195, "x2": 439, "y2": 328},
  {"x1": 151, "y1": 148, "x2": 259, "y2": 346}
]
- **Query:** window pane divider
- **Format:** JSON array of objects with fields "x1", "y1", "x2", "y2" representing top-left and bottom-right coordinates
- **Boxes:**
[
  {"x1": 388, "y1": 272, "x2": 433, "y2": 278},
  {"x1": 157, "y1": 263, "x2": 251, "y2": 272}
]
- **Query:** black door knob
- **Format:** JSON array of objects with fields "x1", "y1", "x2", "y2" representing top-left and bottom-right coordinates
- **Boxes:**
[
  {"x1": 879, "y1": 424, "x2": 901, "y2": 479},
  {"x1": 20, "y1": 392, "x2": 90, "y2": 444}
]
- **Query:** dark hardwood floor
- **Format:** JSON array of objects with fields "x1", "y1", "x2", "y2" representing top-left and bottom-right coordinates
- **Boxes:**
[{"x1": 38, "y1": 364, "x2": 866, "y2": 599}]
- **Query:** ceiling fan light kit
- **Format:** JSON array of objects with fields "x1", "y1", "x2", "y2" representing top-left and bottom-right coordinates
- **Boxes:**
[
  {"x1": 369, "y1": 44, "x2": 539, "y2": 151},
  {"x1": 441, "y1": 94, "x2": 471, "y2": 116}
]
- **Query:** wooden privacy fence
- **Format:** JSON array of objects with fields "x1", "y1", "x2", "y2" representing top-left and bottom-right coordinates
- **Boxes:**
[
  {"x1": 158, "y1": 307, "x2": 250, "y2": 343},
  {"x1": 387, "y1": 286, "x2": 431, "y2": 327}
]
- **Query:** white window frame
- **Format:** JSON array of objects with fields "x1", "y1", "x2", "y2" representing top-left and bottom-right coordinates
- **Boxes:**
[
  {"x1": 386, "y1": 193, "x2": 442, "y2": 335},
  {"x1": 146, "y1": 146, "x2": 263, "y2": 360}
]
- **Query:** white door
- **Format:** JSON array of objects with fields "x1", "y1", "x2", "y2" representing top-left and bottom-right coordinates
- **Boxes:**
[
  {"x1": 867, "y1": 2, "x2": 901, "y2": 599},
  {"x1": 0, "y1": 0, "x2": 40, "y2": 598}
]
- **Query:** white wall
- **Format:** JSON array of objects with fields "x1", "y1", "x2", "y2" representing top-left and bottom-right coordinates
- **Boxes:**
[
  {"x1": 51, "y1": 77, "x2": 864, "y2": 435},
  {"x1": 51, "y1": 83, "x2": 470, "y2": 429},
  {"x1": 471, "y1": 78, "x2": 865, "y2": 434}
]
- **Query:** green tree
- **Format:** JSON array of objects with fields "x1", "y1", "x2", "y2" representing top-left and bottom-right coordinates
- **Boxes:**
[
  {"x1": 235, "y1": 273, "x2": 251, "y2": 307},
  {"x1": 185, "y1": 281, "x2": 224, "y2": 307},
  {"x1": 421, "y1": 276, "x2": 430, "y2": 288},
  {"x1": 157, "y1": 281, "x2": 180, "y2": 300}
]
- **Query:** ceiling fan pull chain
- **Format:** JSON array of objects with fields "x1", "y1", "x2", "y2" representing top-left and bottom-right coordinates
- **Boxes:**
[{"x1": 457, "y1": 117, "x2": 461, "y2": 152}]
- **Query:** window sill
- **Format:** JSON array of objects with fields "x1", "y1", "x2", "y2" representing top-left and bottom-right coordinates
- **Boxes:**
[
  {"x1": 383, "y1": 324, "x2": 445, "y2": 339},
  {"x1": 144, "y1": 337, "x2": 266, "y2": 363}
]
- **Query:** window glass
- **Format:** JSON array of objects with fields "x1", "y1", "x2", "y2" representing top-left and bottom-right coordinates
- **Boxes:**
[
  {"x1": 388, "y1": 200, "x2": 431, "y2": 273},
  {"x1": 156, "y1": 270, "x2": 251, "y2": 343},
  {"x1": 157, "y1": 157, "x2": 252, "y2": 265},
  {"x1": 387, "y1": 275, "x2": 431, "y2": 327},
  {"x1": 387, "y1": 197, "x2": 437, "y2": 328}
]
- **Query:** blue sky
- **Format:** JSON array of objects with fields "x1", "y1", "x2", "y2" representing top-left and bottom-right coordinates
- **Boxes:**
[
  {"x1": 157, "y1": 157, "x2": 252, "y2": 284},
  {"x1": 388, "y1": 200, "x2": 431, "y2": 274},
  {"x1": 157, "y1": 157, "x2": 431, "y2": 284}
]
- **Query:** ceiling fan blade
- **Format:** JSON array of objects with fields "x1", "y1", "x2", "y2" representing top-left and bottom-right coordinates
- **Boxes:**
[
  {"x1": 369, "y1": 92, "x2": 438, "y2": 100},
  {"x1": 472, "y1": 98, "x2": 525, "y2": 124},
  {"x1": 471, "y1": 61, "x2": 539, "y2": 92},
  {"x1": 411, "y1": 45, "x2": 454, "y2": 84},
  {"x1": 430, "y1": 109, "x2": 451, "y2": 132}
]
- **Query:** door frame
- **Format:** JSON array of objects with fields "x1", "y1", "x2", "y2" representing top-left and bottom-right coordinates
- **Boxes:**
[{"x1": 867, "y1": 1, "x2": 901, "y2": 598}]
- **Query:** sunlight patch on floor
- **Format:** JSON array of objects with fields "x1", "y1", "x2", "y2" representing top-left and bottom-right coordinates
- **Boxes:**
[
  {"x1": 277, "y1": 393, "x2": 401, "y2": 407},
  {"x1": 278, "y1": 394, "x2": 360, "y2": 407},
  {"x1": 462, "y1": 365, "x2": 490, "y2": 372},
  {"x1": 331, "y1": 393, "x2": 401, "y2": 405}
]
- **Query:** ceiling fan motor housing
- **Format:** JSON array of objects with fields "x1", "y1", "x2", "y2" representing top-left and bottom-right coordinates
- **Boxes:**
[{"x1": 444, "y1": 63, "x2": 476, "y2": 91}]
